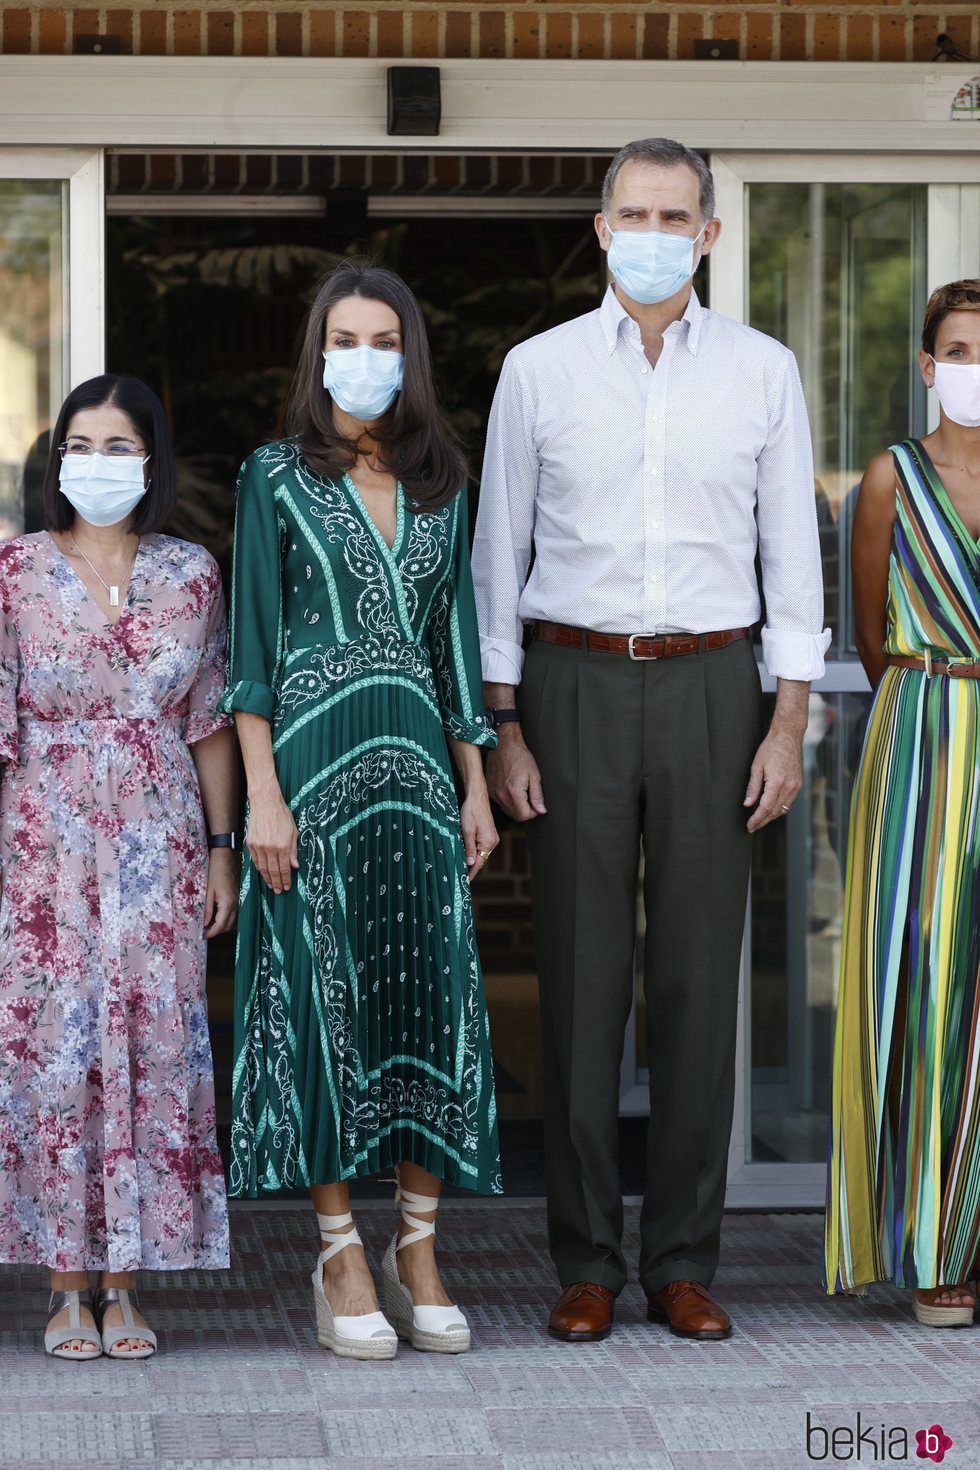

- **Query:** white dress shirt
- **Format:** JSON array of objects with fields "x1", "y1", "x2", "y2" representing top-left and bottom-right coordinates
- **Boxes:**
[{"x1": 472, "y1": 286, "x2": 831, "y2": 685}]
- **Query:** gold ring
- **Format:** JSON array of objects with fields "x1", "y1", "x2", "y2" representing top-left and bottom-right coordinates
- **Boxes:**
[
  {"x1": 781, "y1": 804, "x2": 791, "y2": 812},
  {"x1": 479, "y1": 849, "x2": 492, "y2": 860}
]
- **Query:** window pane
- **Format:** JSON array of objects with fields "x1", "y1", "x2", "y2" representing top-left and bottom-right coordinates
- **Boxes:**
[
  {"x1": 746, "y1": 181, "x2": 927, "y2": 1164},
  {"x1": 0, "y1": 179, "x2": 68, "y2": 539},
  {"x1": 750, "y1": 691, "x2": 870, "y2": 1162},
  {"x1": 748, "y1": 182, "x2": 927, "y2": 656}
]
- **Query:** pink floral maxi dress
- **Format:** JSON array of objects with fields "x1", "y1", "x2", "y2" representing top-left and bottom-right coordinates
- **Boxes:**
[{"x1": 0, "y1": 532, "x2": 230, "y2": 1272}]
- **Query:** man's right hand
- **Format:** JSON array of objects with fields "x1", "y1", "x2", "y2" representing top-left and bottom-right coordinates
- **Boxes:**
[{"x1": 486, "y1": 727, "x2": 547, "y2": 823}]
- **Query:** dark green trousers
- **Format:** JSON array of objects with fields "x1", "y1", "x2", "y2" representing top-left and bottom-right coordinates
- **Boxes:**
[{"x1": 519, "y1": 634, "x2": 764, "y2": 1297}]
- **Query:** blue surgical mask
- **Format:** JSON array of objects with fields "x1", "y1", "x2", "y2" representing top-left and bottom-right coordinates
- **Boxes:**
[
  {"x1": 322, "y1": 345, "x2": 404, "y2": 422},
  {"x1": 604, "y1": 220, "x2": 707, "y2": 306},
  {"x1": 58, "y1": 452, "x2": 149, "y2": 527}
]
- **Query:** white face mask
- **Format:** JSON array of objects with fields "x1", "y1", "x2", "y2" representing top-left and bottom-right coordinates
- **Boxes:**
[
  {"x1": 931, "y1": 360, "x2": 980, "y2": 429},
  {"x1": 322, "y1": 345, "x2": 404, "y2": 422},
  {"x1": 59, "y1": 452, "x2": 149, "y2": 527},
  {"x1": 603, "y1": 219, "x2": 707, "y2": 305}
]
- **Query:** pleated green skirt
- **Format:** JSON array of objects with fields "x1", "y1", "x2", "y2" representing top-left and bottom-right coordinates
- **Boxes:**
[{"x1": 228, "y1": 648, "x2": 501, "y2": 1197}]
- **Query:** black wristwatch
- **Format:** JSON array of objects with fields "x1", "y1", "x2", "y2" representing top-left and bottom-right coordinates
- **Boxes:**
[
  {"x1": 208, "y1": 832, "x2": 239, "y2": 851},
  {"x1": 487, "y1": 708, "x2": 521, "y2": 730}
]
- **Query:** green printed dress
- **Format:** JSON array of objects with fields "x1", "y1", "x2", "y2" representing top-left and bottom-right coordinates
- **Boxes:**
[
  {"x1": 221, "y1": 440, "x2": 501, "y2": 1197},
  {"x1": 825, "y1": 440, "x2": 980, "y2": 1293}
]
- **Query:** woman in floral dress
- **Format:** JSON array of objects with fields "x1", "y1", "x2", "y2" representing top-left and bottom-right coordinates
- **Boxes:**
[
  {"x1": 0, "y1": 375, "x2": 237, "y2": 1360},
  {"x1": 223, "y1": 261, "x2": 501, "y2": 1360}
]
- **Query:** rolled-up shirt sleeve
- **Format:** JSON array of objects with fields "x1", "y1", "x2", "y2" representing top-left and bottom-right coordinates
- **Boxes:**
[
  {"x1": 220, "y1": 454, "x2": 284, "y2": 723},
  {"x1": 757, "y1": 349, "x2": 832, "y2": 681},
  {"x1": 185, "y1": 557, "x2": 232, "y2": 744},
  {"x1": 471, "y1": 351, "x2": 540, "y2": 686},
  {"x1": 425, "y1": 491, "x2": 498, "y2": 749}
]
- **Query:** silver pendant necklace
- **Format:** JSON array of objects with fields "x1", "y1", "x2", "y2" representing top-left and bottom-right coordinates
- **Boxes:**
[{"x1": 68, "y1": 535, "x2": 138, "y2": 608}]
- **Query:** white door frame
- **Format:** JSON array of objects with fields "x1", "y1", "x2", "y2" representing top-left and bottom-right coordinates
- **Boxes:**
[
  {"x1": 0, "y1": 147, "x2": 105, "y2": 387},
  {"x1": 713, "y1": 150, "x2": 980, "y2": 1208}
]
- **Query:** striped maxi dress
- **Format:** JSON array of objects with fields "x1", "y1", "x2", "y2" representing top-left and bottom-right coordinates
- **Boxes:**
[{"x1": 825, "y1": 439, "x2": 980, "y2": 1294}]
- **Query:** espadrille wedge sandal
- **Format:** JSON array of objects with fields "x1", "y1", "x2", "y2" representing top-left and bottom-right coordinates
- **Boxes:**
[{"x1": 312, "y1": 1211, "x2": 397, "y2": 1360}]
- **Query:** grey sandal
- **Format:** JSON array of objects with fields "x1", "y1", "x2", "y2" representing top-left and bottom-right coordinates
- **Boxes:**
[
  {"x1": 94, "y1": 1287, "x2": 157, "y2": 1359},
  {"x1": 44, "y1": 1289, "x2": 102, "y2": 1360}
]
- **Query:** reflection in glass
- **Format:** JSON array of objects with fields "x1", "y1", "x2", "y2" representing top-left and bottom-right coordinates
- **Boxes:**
[
  {"x1": 0, "y1": 180, "x2": 67, "y2": 539},
  {"x1": 750, "y1": 692, "x2": 870, "y2": 1162},
  {"x1": 748, "y1": 183, "x2": 927, "y2": 656},
  {"x1": 746, "y1": 182, "x2": 928, "y2": 1164}
]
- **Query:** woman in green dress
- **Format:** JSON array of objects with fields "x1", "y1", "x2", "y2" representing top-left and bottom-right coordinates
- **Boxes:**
[{"x1": 222, "y1": 261, "x2": 501, "y2": 1360}]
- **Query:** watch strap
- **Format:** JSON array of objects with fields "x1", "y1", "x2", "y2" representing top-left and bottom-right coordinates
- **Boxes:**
[
  {"x1": 208, "y1": 832, "x2": 239, "y2": 851},
  {"x1": 488, "y1": 707, "x2": 521, "y2": 728}
]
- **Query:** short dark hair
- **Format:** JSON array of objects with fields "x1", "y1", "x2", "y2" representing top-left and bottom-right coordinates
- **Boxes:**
[
  {"x1": 601, "y1": 138, "x2": 716, "y2": 222},
  {"x1": 921, "y1": 279, "x2": 980, "y2": 358},
  {"x1": 284, "y1": 259, "x2": 468, "y2": 512},
  {"x1": 42, "y1": 374, "x2": 176, "y2": 534}
]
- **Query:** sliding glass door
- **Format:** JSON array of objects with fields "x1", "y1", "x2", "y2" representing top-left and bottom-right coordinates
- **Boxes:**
[
  {"x1": 712, "y1": 154, "x2": 980, "y2": 1205},
  {"x1": 0, "y1": 149, "x2": 104, "y2": 537}
]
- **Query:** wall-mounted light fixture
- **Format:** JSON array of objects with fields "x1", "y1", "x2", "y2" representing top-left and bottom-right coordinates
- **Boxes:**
[{"x1": 387, "y1": 67, "x2": 442, "y2": 137}]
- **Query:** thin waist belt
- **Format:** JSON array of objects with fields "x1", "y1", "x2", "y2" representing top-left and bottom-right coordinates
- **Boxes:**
[
  {"x1": 533, "y1": 621, "x2": 750, "y2": 661},
  {"x1": 885, "y1": 654, "x2": 980, "y2": 680}
]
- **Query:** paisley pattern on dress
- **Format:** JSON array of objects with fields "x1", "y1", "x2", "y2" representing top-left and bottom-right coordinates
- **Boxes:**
[
  {"x1": 0, "y1": 532, "x2": 230, "y2": 1272},
  {"x1": 223, "y1": 440, "x2": 500, "y2": 1196}
]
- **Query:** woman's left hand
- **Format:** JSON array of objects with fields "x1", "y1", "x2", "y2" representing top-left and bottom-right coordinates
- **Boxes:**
[
  {"x1": 204, "y1": 849, "x2": 240, "y2": 937},
  {"x1": 460, "y1": 787, "x2": 499, "y2": 883}
]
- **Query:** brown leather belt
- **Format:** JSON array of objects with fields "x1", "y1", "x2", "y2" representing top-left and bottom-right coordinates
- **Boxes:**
[
  {"x1": 886, "y1": 654, "x2": 980, "y2": 680},
  {"x1": 534, "y1": 621, "x2": 749, "y2": 661}
]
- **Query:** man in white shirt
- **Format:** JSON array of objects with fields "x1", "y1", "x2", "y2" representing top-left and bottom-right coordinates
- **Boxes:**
[{"x1": 471, "y1": 137, "x2": 829, "y2": 1344}]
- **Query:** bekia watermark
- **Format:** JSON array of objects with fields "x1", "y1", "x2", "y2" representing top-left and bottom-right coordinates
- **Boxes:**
[{"x1": 806, "y1": 1412, "x2": 954, "y2": 1462}]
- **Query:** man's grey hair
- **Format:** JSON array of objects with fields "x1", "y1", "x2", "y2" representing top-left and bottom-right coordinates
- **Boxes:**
[{"x1": 601, "y1": 138, "x2": 716, "y2": 222}]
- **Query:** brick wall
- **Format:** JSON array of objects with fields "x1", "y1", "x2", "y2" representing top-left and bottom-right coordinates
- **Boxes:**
[{"x1": 2, "y1": 1, "x2": 978, "y2": 64}]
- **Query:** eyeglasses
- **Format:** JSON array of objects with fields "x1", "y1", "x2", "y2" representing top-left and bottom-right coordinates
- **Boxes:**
[{"x1": 59, "y1": 441, "x2": 148, "y2": 458}]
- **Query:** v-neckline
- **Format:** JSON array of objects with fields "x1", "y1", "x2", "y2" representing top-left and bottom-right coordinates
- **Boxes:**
[
  {"x1": 343, "y1": 472, "x2": 405, "y2": 563},
  {"x1": 47, "y1": 530, "x2": 145, "y2": 633},
  {"x1": 911, "y1": 439, "x2": 980, "y2": 554}
]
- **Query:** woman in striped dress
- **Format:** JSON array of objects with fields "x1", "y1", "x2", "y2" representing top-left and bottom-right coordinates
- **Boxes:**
[{"x1": 825, "y1": 280, "x2": 980, "y2": 1325}]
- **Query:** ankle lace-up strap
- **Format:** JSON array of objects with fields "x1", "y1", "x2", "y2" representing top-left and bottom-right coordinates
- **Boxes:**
[
  {"x1": 316, "y1": 1210, "x2": 362, "y2": 1263},
  {"x1": 395, "y1": 1183, "x2": 441, "y2": 1251}
]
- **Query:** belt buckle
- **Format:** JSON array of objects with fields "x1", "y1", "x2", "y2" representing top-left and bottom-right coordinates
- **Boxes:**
[{"x1": 628, "y1": 634, "x2": 657, "y2": 661}]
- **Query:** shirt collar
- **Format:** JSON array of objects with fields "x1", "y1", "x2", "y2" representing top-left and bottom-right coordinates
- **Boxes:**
[{"x1": 599, "y1": 283, "x2": 703, "y2": 357}]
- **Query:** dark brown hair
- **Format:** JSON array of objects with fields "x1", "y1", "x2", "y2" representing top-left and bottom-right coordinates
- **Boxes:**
[
  {"x1": 284, "y1": 259, "x2": 468, "y2": 511},
  {"x1": 42, "y1": 374, "x2": 176, "y2": 534},
  {"x1": 921, "y1": 279, "x2": 980, "y2": 358}
]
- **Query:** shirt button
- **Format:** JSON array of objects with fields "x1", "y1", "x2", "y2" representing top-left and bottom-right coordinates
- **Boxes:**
[{"x1": 640, "y1": 367, "x2": 648, "y2": 375}]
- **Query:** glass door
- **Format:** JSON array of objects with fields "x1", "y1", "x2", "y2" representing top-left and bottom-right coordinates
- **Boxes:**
[
  {"x1": 0, "y1": 149, "x2": 104, "y2": 538},
  {"x1": 711, "y1": 154, "x2": 980, "y2": 1206}
]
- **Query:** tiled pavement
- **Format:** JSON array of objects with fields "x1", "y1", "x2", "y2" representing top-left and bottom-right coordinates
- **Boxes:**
[{"x1": 2, "y1": 1204, "x2": 978, "y2": 1469}]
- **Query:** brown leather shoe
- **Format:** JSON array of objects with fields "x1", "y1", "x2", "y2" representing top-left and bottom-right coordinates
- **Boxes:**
[
  {"x1": 548, "y1": 1282, "x2": 615, "y2": 1342},
  {"x1": 646, "y1": 1280, "x2": 732, "y2": 1340}
]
